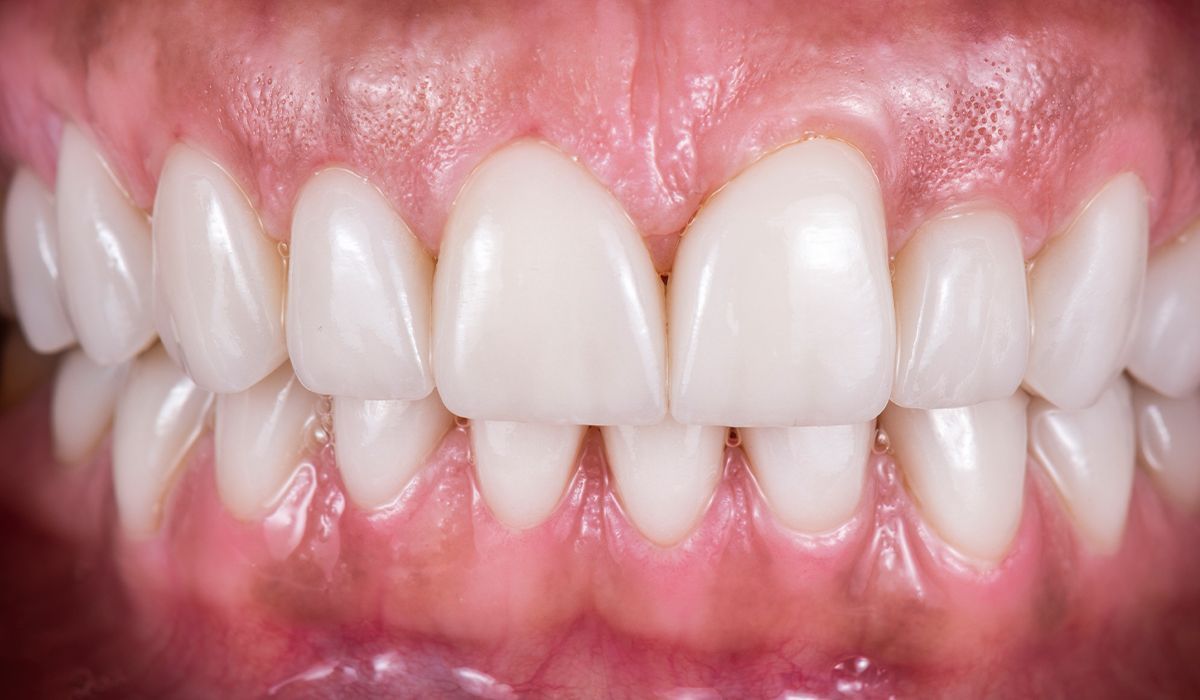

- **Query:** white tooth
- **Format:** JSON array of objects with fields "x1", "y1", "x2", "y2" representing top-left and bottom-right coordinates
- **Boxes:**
[
  {"x1": 332, "y1": 393, "x2": 454, "y2": 509},
  {"x1": 3, "y1": 169, "x2": 75, "y2": 353},
  {"x1": 51, "y1": 349, "x2": 128, "y2": 464},
  {"x1": 55, "y1": 125, "x2": 155, "y2": 365},
  {"x1": 880, "y1": 394, "x2": 1029, "y2": 563},
  {"x1": 112, "y1": 345, "x2": 213, "y2": 536},
  {"x1": 742, "y1": 422, "x2": 873, "y2": 534},
  {"x1": 892, "y1": 208, "x2": 1030, "y2": 409},
  {"x1": 472, "y1": 420, "x2": 585, "y2": 529},
  {"x1": 669, "y1": 138, "x2": 895, "y2": 427},
  {"x1": 433, "y1": 140, "x2": 667, "y2": 426},
  {"x1": 288, "y1": 169, "x2": 435, "y2": 400},
  {"x1": 1127, "y1": 222, "x2": 1200, "y2": 398},
  {"x1": 153, "y1": 144, "x2": 287, "y2": 394},
  {"x1": 214, "y1": 363, "x2": 318, "y2": 520},
  {"x1": 1132, "y1": 384, "x2": 1200, "y2": 512},
  {"x1": 601, "y1": 418, "x2": 725, "y2": 545},
  {"x1": 1025, "y1": 174, "x2": 1148, "y2": 409},
  {"x1": 1028, "y1": 376, "x2": 1136, "y2": 554}
]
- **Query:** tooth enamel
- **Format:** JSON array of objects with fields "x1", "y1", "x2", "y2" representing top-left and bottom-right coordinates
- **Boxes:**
[
  {"x1": 288, "y1": 168, "x2": 435, "y2": 400},
  {"x1": 51, "y1": 349, "x2": 129, "y2": 464},
  {"x1": 332, "y1": 393, "x2": 454, "y2": 509},
  {"x1": 112, "y1": 345, "x2": 213, "y2": 536},
  {"x1": 1025, "y1": 174, "x2": 1148, "y2": 410},
  {"x1": 880, "y1": 394, "x2": 1029, "y2": 563},
  {"x1": 55, "y1": 125, "x2": 156, "y2": 365},
  {"x1": 153, "y1": 144, "x2": 287, "y2": 394},
  {"x1": 472, "y1": 420, "x2": 585, "y2": 529},
  {"x1": 1132, "y1": 384, "x2": 1200, "y2": 512},
  {"x1": 3, "y1": 169, "x2": 75, "y2": 353},
  {"x1": 1127, "y1": 222, "x2": 1200, "y2": 398},
  {"x1": 214, "y1": 363, "x2": 319, "y2": 520},
  {"x1": 433, "y1": 140, "x2": 667, "y2": 425},
  {"x1": 1028, "y1": 376, "x2": 1136, "y2": 554},
  {"x1": 742, "y1": 422, "x2": 873, "y2": 534},
  {"x1": 892, "y1": 208, "x2": 1030, "y2": 409},
  {"x1": 602, "y1": 418, "x2": 725, "y2": 545},
  {"x1": 669, "y1": 138, "x2": 895, "y2": 427}
]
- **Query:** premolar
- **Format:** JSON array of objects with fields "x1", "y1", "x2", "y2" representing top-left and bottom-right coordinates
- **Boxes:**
[
  {"x1": 3, "y1": 169, "x2": 75, "y2": 353},
  {"x1": 472, "y1": 420, "x2": 585, "y2": 529},
  {"x1": 1127, "y1": 222, "x2": 1200, "y2": 398},
  {"x1": 1132, "y1": 384, "x2": 1200, "y2": 512},
  {"x1": 51, "y1": 349, "x2": 129, "y2": 464},
  {"x1": 669, "y1": 138, "x2": 895, "y2": 427}
]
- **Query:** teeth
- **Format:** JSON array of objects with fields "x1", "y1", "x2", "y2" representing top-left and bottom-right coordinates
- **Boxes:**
[
  {"x1": 214, "y1": 363, "x2": 319, "y2": 520},
  {"x1": 472, "y1": 420, "x2": 585, "y2": 529},
  {"x1": 1127, "y1": 222, "x2": 1200, "y2": 398},
  {"x1": 332, "y1": 393, "x2": 454, "y2": 509},
  {"x1": 742, "y1": 422, "x2": 873, "y2": 534},
  {"x1": 54, "y1": 125, "x2": 155, "y2": 365},
  {"x1": 1025, "y1": 174, "x2": 1148, "y2": 409},
  {"x1": 433, "y1": 140, "x2": 667, "y2": 426},
  {"x1": 153, "y1": 144, "x2": 287, "y2": 394},
  {"x1": 891, "y1": 208, "x2": 1030, "y2": 409},
  {"x1": 288, "y1": 168, "x2": 435, "y2": 400},
  {"x1": 1028, "y1": 376, "x2": 1136, "y2": 554},
  {"x1": 3, "y1": 169, "x2": 75, "y2": 353},
  {"x1": 601, "y1": 418, "x2": 725, "y2": 545},
  {"x1": 669, "y1": 138, "x2": 895, "y2": 427},
  {"x1": 51, "y1": 349, "x2": 129, "y2": 464},
  {"x1": 1132, "y1": 384, "x2": 1200, "y2": 512},
  {"x1": 879, "y1": 394, "x2": 1029, "y2": 563},
  {"x1": 112, "y1": 345, "x2": 213, "y2": 536}
]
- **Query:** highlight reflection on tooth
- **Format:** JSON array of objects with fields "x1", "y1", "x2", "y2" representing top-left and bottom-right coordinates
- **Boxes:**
[
  {"x1": 52, "y1": 349, "x2": 129, "y2": 465},
  {"x1": 473, "y1": 420, "x2": 585, "y2": 529},
  {"x1": 3, "y1": 169, "x2": 75, "y2": 353},
  {"x1": 1127, "y1": 222, "x2": 1200, "y2": 398},
  {"x1": 1132, "y1": 384, "x2": 1200, "y2": 513},
  {"x1": 669, "y1": 138, "x2": 895, "y2": 427}
]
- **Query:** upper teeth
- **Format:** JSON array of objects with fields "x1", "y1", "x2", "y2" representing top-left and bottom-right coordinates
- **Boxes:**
[{"x1": 6, "y1": 127, "x2": 1199, "y2": 563}]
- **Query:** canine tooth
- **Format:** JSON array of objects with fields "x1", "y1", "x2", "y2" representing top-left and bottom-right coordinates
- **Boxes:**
[
  {"x1": 669, "y1": 138, "x2": 895, "y2": 427},
  {"x1": 1127, "y1": 223, "x2": 1200, "y2": 398},
  {"x1": 153, "y1": 144, "x2": 287, "y2": 394},
  {"x1": 1025, "y1": 174, "x2": 1148, "y2": 409},
  {"x1": 51, "y1": 349, "x2": 128, "y2": 464},
  {"x1": 1132, "y1": 384, "x2": 1200, "y2": 512},
  {"x1": 214, "y1": 364, "x2": 319, "y2": 520},
  {"x1": 288, "y1": 169, "x2": 435, "y2": 400},
  {"x1": 473, "y1": 420, "x2": 585, "y2": 529},
  {"x1": 55, "y1": 125, "x2": 155, "y2": 365},
  {"x1": 880, "y1": 394, "x2": 1029, "y2": 563},
  {"x1": 602, "y1": 418, "x2": 725, "y2": 545},
  {"x1": 112, "y1": 345, "x2": 213, "y2": 536},
  {"x1": 892, "y1": 209, "x2": 1030, "y2": 409},
  {"x1": 742, "y1": 422, "x2": 873, "y2": 534},
  {"x1": 1028, "y1": 376, "x2": 1136, "y2": 554},
  {"x1": 3, "y1": 169, "x2": 75, "y2": 353},
  {"x1": 433, "y1": 140, "x2": 667, "y2": 425},
  {"x1": 332, "y1": 393, "x2": 454, "y2": 509}
]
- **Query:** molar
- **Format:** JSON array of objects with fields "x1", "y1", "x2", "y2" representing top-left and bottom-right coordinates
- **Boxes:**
[
  {"x1": 3, "y1": 169, "x2": 75, "y2": 353},
  {"x1": 668, "y1": 138, "x2": 895, "y2": 427},
  {"x1": 51, "y1": 349, "x2": 129, "y2": 465},
  {"x1": 1127, "y1": 221, "x2": 1200, "y2": 398},
  {"x1": 472, "y1": 420, "x2": 585, "y2": 529},
  {"x1": 1131, "y1": 383, "x2": 1200, "y2": 513}
]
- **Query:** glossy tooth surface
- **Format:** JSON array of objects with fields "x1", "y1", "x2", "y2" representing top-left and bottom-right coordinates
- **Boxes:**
[
  {"x1": 602, "y1": 418, "x2": 725, "y2": 545},
  {"x1": 3, "y1": 169, "x2": 75, "y2": 353},
  {"x1": 669, "y1": 138, "x2": 895, "y2": 427},
  {"x1": 333, "y1": 393, "x2": 454, "y2": 509},
  {"x1": 51, "y1": 349, "x2": 128, "y2": 464},
  {"x1": 742, "y1": 422, "x2": 873, "y2": 534},
  {"x1": 1127, "y1": 223, "x2": 1200, "y2": 398},
  {"x1": 472, "y1": 420, "x2": 585, "y2": 529},
  {"x1": 1132, "y1": 384, "x2": 1200, "y2": 512},
  {"x1": 215, "y1": 364, "x2": 318, "y2": 520},
  {"x1": 1025, "y1": 174, "x2": 1148, "y2": 409},
  {"x1": 112, "y1": 345, "x2": 213, "y2": 536},
  {"x1": 153, "y1": 144, "x2": 287, "y2": 394},
  {"x1": 433, "y1": 140, "x2": 667, "y2": 426},
  {"x1": 55, "y1": 125, "x2": 155, "y2": 365},
  {"x1": 892, "y1": 209, "x2": 1030, "y2": 409},
  {"x1": 1028, "y1": 376, "x2": 1136, "y2": 554},
  {"x1": 880, "y1": 394, "x2": 1029, "y2": 564},
  {"x1": 288, "y1": 169, "x2": 435, "y2": 400}
]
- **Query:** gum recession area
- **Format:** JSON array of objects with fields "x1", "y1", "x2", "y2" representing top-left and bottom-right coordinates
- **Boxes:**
[{"x1": 2, "y1": 387, "x2": 1200, "y2": 697}]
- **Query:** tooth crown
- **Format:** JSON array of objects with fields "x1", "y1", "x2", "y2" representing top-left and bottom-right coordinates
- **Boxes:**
[{"x1": 1127, "y1": 222, "x2": 1200, "y2": 398}]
